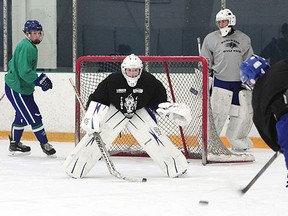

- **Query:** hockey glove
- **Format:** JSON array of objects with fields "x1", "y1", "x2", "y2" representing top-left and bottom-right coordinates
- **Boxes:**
[
  {"x1": 35, "y1": 73, "x2": 53, "y2": 91},
  {"x1": 276, "y1": 113, "x2": 288, "y2": 170},
  {"x1": 156, "y1": 102, "x2": 192, "y2": 126},
  {"x1": 81, "y1": 101, "x2": 109, "y2": 134}
]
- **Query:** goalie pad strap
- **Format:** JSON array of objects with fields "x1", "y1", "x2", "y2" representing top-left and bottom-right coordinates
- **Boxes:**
[{"x1": 127, "y1": 108, "x2": 188, "y2": 177}]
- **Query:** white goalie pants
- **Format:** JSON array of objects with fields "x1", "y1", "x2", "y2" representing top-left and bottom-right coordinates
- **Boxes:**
[
  {"x1": 127, "y1": 108, "x2": 188, "y2": 178},
  {"x1": 63, "y1": 106, "x2": 188, "y2": 178},
  {"x1": 63, "y1": 105, "x2": 129, "y2": 178}
]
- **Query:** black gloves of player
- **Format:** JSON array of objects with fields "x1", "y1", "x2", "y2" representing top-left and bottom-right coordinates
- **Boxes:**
[{"x1": 35, "y1": 73, "x2": 53, "y2": 91}]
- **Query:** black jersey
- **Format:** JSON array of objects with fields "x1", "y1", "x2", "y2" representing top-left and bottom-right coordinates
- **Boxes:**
[
  {"x1": 87, "y1": 71, "x2": 167, "y2": 117},
  {"x1": 252, "y1": 59, "x2": 288, "y2": 151}
]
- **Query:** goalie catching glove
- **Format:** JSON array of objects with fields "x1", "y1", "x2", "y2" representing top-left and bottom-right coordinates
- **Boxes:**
[
  {"x1": 156, "y1": 102, "x2": 192, "y2": 126},
  {"x1": 35, "y1": 73, "x2": 53, "y2": 91}
]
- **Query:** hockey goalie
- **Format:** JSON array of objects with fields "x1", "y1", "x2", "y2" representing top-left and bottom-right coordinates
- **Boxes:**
[{"x1": 63, "y1": 54, "x2": 191, "y2": 178}]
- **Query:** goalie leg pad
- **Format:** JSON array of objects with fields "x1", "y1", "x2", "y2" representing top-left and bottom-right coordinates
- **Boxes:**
[
  {"x1": 127, "y1": 108, "x2": 188, "y2": 178},
  {"x1": 226, "y1": 90, "x2": 254, "y2": 151},
  {"x1": 211, "y1": 87, "x2": 233, "y2": 135},
  {"x1": 63, "y1": 105, "x2": 129, "y2": 178},
  {"x1": 62, "y1": 133, "x2": 102, "y2": 178}
]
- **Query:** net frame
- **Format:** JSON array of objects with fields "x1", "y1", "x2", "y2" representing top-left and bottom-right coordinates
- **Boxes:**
[{"x1": 75, "y1": 55, "x2": 254, "y2": 165}]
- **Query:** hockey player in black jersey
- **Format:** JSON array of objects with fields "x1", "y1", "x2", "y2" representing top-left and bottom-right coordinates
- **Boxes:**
[
  {"x1": 240, "y1": 54, "x2": 288, "y2": 186},
  {"x1": 63, "y1": 54, "x2": 191, "y2": 178},
  {"x1": 86, "y1": 55, "x2": 167, "y2": 118}
]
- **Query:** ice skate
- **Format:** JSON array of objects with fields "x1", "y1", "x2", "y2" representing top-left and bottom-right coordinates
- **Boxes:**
[
  {"x1": 9, "y1": 137, "x2": 31, "y2": 156},
  {"x1": 41, "y1": 143, "x2": 56, "y2": 156}
]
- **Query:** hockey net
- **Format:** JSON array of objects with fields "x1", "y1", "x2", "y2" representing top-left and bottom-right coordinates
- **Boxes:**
[{"x1": 75, "y1": 55, "x2": 254, "y2": 164}]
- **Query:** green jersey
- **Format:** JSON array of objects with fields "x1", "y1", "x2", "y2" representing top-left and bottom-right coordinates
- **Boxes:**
[{"x1": 5, "y1": 38, "x2": 38, "y2": 95}]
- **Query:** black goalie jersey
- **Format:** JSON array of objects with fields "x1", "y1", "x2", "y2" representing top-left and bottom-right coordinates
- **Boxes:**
[{"x1": 87, "y1": 71, "x2": 168, "y2": 118}]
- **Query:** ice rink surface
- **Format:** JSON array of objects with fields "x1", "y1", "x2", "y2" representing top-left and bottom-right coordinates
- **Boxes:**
[{"x1": 0, "y1": 140, "x2": 287, "y2": 216}]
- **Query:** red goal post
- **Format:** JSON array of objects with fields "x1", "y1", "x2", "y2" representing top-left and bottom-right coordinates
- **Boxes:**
[{"x1": 75, "y1": 55, "x2": 254, "y2": 164}]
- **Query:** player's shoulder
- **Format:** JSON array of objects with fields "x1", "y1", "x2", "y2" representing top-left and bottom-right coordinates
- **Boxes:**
[
  {"x1": 141, "y1": 70, "x2": 158, "y2": 81},
  {"x1": 270, "y1": 59, "x2": 288, "y2": 73},
  {"x1": 17, "y1": 38, "x2": 29, "y2": 47},
  {"x1": 235, "y1": 30, "x2": 251, "y2": 39},
  {"x1": 204, "y1": 30, "x2": 220, "y2": 39},
  {"x1": 107, "y1": 71, "x2": 122, "y2": 79},
  {"x1": 100, "y1": 72, "x2": 123, "y2": 85}
]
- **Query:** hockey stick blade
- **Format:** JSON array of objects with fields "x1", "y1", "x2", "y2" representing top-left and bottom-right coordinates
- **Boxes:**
[
  {"x1": 240, "y1": 151, "x2": 280, "y2": 194},
  {"x1": 69, "y1": 78, "x2": 147, "y2": 182}
]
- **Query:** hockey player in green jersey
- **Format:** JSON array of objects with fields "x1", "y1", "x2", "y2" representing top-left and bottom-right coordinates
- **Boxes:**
[{"x1": 5, "y1": 20, "x2": 55, "y2": 156}]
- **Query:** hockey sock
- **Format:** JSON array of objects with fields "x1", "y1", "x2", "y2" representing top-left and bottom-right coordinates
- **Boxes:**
[
  {"x1": 32, "y1": 123, "x2": 48, "y2": 144},
  {"x1": 11, "y1": 123, "x2": 24, "y2": 142}
]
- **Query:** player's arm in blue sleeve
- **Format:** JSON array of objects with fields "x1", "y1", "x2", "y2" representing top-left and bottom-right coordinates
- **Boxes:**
[
  {"x1": 272, "y1": 91, "x2": 288, "y2": 169},
  {"x1": 276, "y1": 113, "x2": 288, "y2": 169}
]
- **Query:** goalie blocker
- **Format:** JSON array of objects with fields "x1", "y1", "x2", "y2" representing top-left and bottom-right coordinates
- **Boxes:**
[{"x1": 63, "y1": 101, "x2": 189, "y2": 178}]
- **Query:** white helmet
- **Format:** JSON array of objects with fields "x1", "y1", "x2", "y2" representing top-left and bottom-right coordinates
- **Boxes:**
[
  {"x1": 121, "y1": 54, "x2": 143, "y2": 87},
  {"x1": 215, "y1": 9, "x2": 236, "y2": 37}
]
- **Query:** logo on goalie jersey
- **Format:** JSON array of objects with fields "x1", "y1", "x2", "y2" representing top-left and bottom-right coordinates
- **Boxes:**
[
  {"x1": 222, "y1": 39, "x2": 241, "y2": 53},
  {"x1": 133, "y1": 88, "x2": 143, "y2": 93},
  {"x1": 120, "y1": 93, "x2": 138, "y2": 118},
  {"x1": 225, "y1": 41, "x2": 238, "y2": 49},
  {"x1": 116, "y1": 89, "x2": 126, "y2": 93}
]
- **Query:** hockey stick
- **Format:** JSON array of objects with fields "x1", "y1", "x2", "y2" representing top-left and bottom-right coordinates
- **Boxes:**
[
  {"x1": 69, "y1": 78, "x2": 147, "y2": 182},
  {"x1": 188, "y1": 37, "x2": 202, "y2": 96},
  {"x1": 0, "y1": 93, "x2": 5, "y2": 102},
  {"x1": 221, "y1": 0, "x2": 226, "y2": 10},
  {"x1": 93, "y1": 132, "x2": 146, "y2": 182},
  {"x1": 240, "y1": 151, "x2": 280, "y2": 194},
  {"x1": 197, "y1": 37, "x2": 201, "y2": 55}
]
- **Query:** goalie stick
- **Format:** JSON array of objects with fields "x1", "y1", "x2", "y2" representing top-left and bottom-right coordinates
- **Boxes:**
[
  {"x1": 69, "y1": 78, "x2": 147, "y2": 182},
  {"x1": 240, "y1": 151, "x2": 280, "y2": 194}
]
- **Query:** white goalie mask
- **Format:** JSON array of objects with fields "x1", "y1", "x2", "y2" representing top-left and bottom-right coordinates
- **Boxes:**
[
  {"x1": 121, "y1": 54, "x2": 143, "y2": 87},
  {"x1": 215, "y1": 9, "x2": 236, "y2": 37}
]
